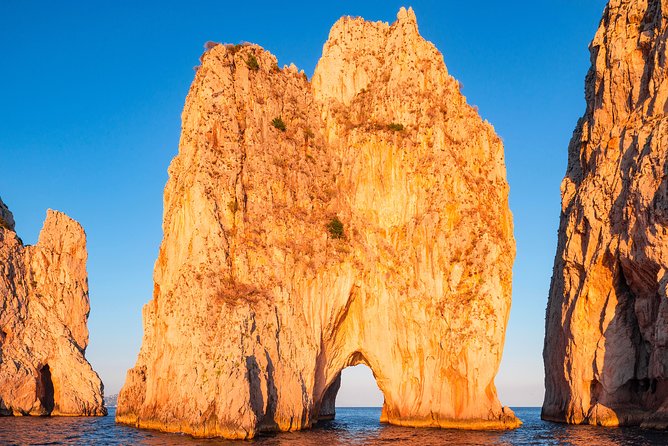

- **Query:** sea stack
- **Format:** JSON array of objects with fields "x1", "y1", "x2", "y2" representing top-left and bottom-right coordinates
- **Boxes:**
[
  {"x1": 0, "y1": 198, "x2": 106, "y2": 416},
  {"x1": 117, "y1": 8, "x2": 518, "y2": 438},
  {"x1": 543, "y1": 0, "x2": 668, "y2": 428}
]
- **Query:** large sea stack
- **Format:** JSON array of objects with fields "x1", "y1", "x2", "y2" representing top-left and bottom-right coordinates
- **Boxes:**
[
  {"x1": 0, "y1": 198, "x2": 106, "y2": 416},
  {"x1": 543, "y1": 0, "x2": 668, "y2": 428},
  {"x1": 117, "y1": 8, "x2": 518, "y2": 438}
]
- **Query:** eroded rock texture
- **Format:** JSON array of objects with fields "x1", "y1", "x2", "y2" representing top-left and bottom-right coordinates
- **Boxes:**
[
  {"x1": 117, "y1": 8, "x2": 518, "y2": 438},
  {"x1": 543, "y1": 0, "x2": 668, "y2": 428},
  {"x1": 0, "y1": 198, "x2": 106, "y2": 416}
]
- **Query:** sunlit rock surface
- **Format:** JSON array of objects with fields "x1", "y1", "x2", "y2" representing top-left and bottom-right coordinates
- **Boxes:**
[
  {"x1": 117, "y1": 8, "x2": 518, "y2": 439},
  {"x1": 0, "y1": 198, "x2": 106, "y2": 416},
  {"x1": 543, "y1": 0, "x2": 668, "y2": 428}
]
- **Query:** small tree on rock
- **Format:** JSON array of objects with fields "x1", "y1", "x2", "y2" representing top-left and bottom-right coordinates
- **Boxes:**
[
  {"x1": 272, "y1": 117, "x2": 286, "y2": 131},
  {"x1": 327, "y1": 216, "x2": 344, "y2": 239},
  {"x1": 246, "y1": 54, "x2": 260, "y2": 71}
]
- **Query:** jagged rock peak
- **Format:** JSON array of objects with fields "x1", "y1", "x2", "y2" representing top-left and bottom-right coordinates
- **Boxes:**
[
  {"x1": 314, "y1": 6, "x2": 451, "y2": 108},
  {"x1": 543, "y1": 0, "x2": 668, "y2": 429},
  {"x1": 0, "y1": 202, "x2": 106, "y2": 416},
  {"x1": 397, "y1": 6, "x2": 417, "y2": 23},
  {"x1": 117, "y1": 8, "x2": 517, "y2": 439}
]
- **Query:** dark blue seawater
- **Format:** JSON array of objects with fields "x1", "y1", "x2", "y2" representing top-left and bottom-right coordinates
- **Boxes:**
[{"x1": 1, "y1": 407, "x2": 667, "y2": 445}]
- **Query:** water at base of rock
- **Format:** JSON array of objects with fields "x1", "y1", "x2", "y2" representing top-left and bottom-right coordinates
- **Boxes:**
[{"x1": 0, "y1": 408, "x2": 666, "y2": 445}]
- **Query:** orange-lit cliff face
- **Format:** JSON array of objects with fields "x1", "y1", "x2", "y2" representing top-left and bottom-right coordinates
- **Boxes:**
[
  {"x1": 543, "y1": 0, "x2": 668, "y2": 428},
  {"x1": 117, "y1": 8, "x2": 518, "y2": 439},
  {"x1": 0, "y1": 198, "x2": 106, "y2": 416}
]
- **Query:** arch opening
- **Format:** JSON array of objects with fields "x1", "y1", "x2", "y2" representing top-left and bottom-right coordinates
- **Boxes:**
[
  {"x1": 318, "y1": 363, "x2": 384, "y2": 422},
  {"x1": 338, "y1": 364, "x2": 384, "y2": 408},
  {"x1": 37, "y1": 364, "x2": 55, "y2": 415}
]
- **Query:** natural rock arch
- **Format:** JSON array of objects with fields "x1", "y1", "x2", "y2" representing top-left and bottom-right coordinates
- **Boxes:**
[
  {"x1": 317, "y1": 353, "x2": 381, "y2": 421},
  {"x1": 117, "y1": 8, "x2": 518, "y2": 439}
]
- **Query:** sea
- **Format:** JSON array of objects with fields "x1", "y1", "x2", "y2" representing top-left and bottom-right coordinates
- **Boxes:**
[{"x1": 1, "y1": 407, "x2": 667, "y2": 445}]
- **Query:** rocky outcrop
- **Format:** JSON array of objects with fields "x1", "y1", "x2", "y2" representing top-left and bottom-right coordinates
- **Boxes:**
[
  {"x1": 0, "y1": 199, "x2": 14, "y2": 231},
  {"x1": 0, "y1": 197, "x2": 106, "y2": 416},
  {"x1": 117, "y1": 7, "x2": 518, "y2": 439},
  {"x1": 543, "y1": 0, "x2": 668, "y2": 428}
]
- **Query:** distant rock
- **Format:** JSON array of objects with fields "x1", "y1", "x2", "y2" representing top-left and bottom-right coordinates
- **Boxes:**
[
  {"x1": 543, "y1": 0, "x2": 668, "y2": 428},
  {"x1": 104, "y1": 394, "x2": 118, "y2": 408},
  {"x1": 0, "y1": 199, "x2": 106, "y2": 416},
  {"x1": 117, "y1": 7, "x2": 518, "y2": 438}
]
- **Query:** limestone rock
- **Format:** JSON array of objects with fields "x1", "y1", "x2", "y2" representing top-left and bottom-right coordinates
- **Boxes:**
[
  {"x1": 0, "y1": 200, "x2": 106, "y2": 416},
  {"x1": 543, "y1": 0, "x2": 668, "y2": 427},
  {"x1": 117, "y1": 7, "x2": 518, "y2": 438}
]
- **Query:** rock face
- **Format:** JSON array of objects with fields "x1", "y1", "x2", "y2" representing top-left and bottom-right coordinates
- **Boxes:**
[
  {"x1": 543, "y1": 0, "x2": 668, "y2": 428},
  {"x1": 117, "y1": 8, "x2": 518, "y2": 439},
  {"x1": 0, "y1": 198, "x2": 106, "y2": 416}
]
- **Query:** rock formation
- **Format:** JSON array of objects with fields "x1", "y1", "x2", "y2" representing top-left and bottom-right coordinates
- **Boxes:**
[
  {"x1": 117, "y1": 7, "x2": 518, "y2": 439},
  {"x1": 543, "y1": 0, "x2": 668, "y2": 428},
  {"x1": 0, "y1": 197, "x2": 106, "y2": 416}
]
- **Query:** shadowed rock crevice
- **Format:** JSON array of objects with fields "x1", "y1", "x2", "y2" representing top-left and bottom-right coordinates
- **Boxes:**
[
  {"x1": 37, "y1": 365, "x2": 55, "y2": 415},
  {"x1": 246, "y1": 352, "x2": 279, "y2": 431},
  {"x1": 318, "y1": 373, "x2": 340, "y2": 421}
]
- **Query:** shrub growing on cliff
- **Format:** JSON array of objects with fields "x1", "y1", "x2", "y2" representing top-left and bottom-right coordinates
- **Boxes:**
[
  {"x1": 224, "y1": 43, "x2": 247, "y2": 55},
  {"x1": 272, "y1": 117, "x2": 286, "y2": 132},
  {"x1": 327, "y1": 216, "x2": 344, "y2": 239},
  {"x1": 246, "y1": 54, "x2": 260, "y2": 71},
  {"x1": 387, "y1": 123, "x2": 404, "y2": 132}
]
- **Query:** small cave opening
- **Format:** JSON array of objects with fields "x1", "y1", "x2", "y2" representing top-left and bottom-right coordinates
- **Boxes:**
[
  {"x1": 319, "y1": 364, "x2": 384, "y2": 424},
  {"x1": 38, "y1": 364, "x2": 55, "y2": 415}
]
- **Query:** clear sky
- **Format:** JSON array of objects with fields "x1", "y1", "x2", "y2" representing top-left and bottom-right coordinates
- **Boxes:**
[{"x1": 0, "y1": 1, "x2": 607, "y2": 406}]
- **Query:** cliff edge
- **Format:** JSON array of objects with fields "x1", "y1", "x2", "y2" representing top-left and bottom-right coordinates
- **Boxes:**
[{"x1": 543, "y1": 0, "x2": 668, "y2": 428}]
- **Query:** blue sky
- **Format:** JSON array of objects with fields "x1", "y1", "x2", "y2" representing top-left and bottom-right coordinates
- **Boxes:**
[{"x1": 0, "y1": 1, "x2": 607, "y2": 406}]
